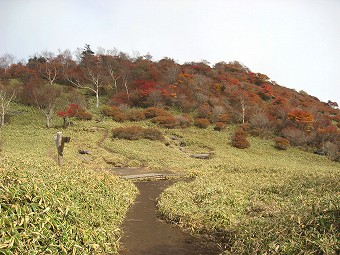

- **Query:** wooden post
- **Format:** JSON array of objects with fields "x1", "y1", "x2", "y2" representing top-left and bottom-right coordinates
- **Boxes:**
[{"x1": 54, "y1": 132, "x2": 71, "y2": 166}]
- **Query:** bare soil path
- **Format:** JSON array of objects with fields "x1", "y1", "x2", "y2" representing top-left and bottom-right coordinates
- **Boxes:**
[
  {"x1": 98, "y1": 129, "x2": 222, "y2": 254},
  {"x1": 118, "y1": 179, "x2": 221, "y2": 255},
  {"x1": 120, "y1": 180, "x2": 220, "y2": 255}
]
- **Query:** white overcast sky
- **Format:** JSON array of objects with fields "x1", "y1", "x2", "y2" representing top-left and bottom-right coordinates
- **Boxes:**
[{"x1": 1, "y1": 0, "x2": 339, "y2": 104}]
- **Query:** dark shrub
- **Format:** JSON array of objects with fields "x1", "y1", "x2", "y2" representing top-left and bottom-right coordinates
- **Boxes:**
[
  {"x1": 274, "y1": 137, "x2": 290, "y2": 150},
  {"x1": 176, "y1": 114, "x2": 193, "y2": 128},
  {"x1": 213, "y1": 122, "x2": 225, "y2": 131},
  {"x1": 143, "y1": 128, "x2": 165, "y2": 141},
  {"x1": 324, "y1": 141, "x2": 339, "y2": 160},
  {"x1": 126, "y1": 109, "x2": 146, "y2": 121},
  {"x1": 112, "y1": 126, "x2": 144, "y2": 140},
  {"x1": 112, "y1": 126, "x2": 164, "y2": 141},
  {"x1": 112, "y1": 112, "x2": 127, "y2": 122},
  {"x1": 194, "y1": 118, "x2": 210, "y2": 129},
  {"x1": 101, "y1": 105, "x2": 120, "y2": 117},
  {"x1": 101, "y1": 105, "x2": 127, "y2": 122},
  {"x1": 217, "y1": 113, "x2": 230, "y2": 124},
  {"x1": 75, "y1": 111, "x2": 93, "y2": 120},
  {"x1": 238, "y1": 123, "x2": 250, "y2": 131},
  {"x1": 144, "y1": 107, "x2": 170, "y2": 119},
  {"x1": 231, "y1": 128, "x2": 250, "y2": 149}
]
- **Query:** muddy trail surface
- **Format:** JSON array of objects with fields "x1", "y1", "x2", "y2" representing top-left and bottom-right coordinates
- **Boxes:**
[{"x1": 119, "y1": 180, "x2": 222, "y2": 255}]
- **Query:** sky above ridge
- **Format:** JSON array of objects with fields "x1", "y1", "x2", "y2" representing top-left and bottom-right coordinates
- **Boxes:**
[{"x1": 1, "y1": 0, "x2": 339, "y2": 104}]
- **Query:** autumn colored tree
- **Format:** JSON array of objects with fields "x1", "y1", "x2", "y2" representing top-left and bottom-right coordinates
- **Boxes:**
[
  {"x1": 66, "y1": 55, "x2": 108, "y2": 108},
  {"x1": 37, "y1": 51, "x2": 64, "y2": 84},
  {"x1": 287, "y1": 109, "x2": 314, "y2": 131}
]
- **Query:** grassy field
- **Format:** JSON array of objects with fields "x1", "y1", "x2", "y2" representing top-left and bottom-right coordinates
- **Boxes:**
[
  {"x1": 0, "y1": 105, "x2": 138, "y2": 254},
  {"x1": 1, "y1": 104, "x2": 339, "y2": 254}
]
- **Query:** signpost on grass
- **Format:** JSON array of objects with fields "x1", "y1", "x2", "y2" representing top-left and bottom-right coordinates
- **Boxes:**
[{"x1": 54, "y1": 132, "x2": 71, "y2": 166}]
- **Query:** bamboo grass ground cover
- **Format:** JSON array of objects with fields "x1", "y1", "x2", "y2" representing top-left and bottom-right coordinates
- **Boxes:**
[
  {"x1": 1, "y1": 104, "x2": 339, "y2": 254},
  {"x1": 0, "y1": 106, "x2": 137, "y2": 254}
]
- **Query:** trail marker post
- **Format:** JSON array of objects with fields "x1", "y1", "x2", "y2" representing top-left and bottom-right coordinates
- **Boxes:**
[{"x1": 54, "y1": 132, "x2": 71, "y2": 166}]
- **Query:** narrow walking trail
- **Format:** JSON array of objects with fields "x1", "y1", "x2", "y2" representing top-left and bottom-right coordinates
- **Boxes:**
[
  {"x1": 97, "y1": 129, "x2": 221, "y2": 254},
  {"x1": 119, "y1": 180, "x2": 221, "y2": 255}
]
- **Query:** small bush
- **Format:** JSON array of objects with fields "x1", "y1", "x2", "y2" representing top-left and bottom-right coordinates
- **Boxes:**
[
  {"x1": 231, "y1": 128, "x2": 250, "y2": 149},
  {"x1": 101, "y1": 105, "x2": 118, "y2": 117},
  {"x1": 324, "y1": 141, "x2": 338, "y2": 161},
  {"x1": 213, "y1": 122, "x2": 225, "y2": 131},
  {"x1": 143, "y1": 128, "x2": 165, "y2": 141},
  {"x1": 274, "y1": 137, "x2": 290, "y2": 150},
  {"x1": 112, "y1": 126, "x2": 144, "y2": 140},
  {"x1": 175, "y1": 114, "x2": 193, "y2": 128},
  {"x1": 126, "y1": 109, "x2": 145, "y2": 122},
  {"x1": 151, "y1": 115, "x2": 178, "y2": 128},
  {"x1": 112, "y1": 126, "x2": 164, "y2": 141},
  {"x1": 75, "y1": 111, "x2": 93, "y2": 120},
  {"x1": 217, "y1": 113, "x2": 230, "y2": 124},
  {"x1": 144, "y1": 107, "x2": 170, "y2": 119},
  {"x1": 112, "y1": 112, "x2": 127, "y2": 122},
  {"x1": 194, "y1": 118, "x2": 210, "y2": 129}
]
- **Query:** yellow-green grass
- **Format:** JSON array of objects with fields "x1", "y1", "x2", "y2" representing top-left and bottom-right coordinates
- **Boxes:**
[
  {"x1": 156, "y1": 128, "x2": 340, "y2": 254},
  {"x1": 0, "y1": 105, "x2": 137, "y2": 254},
  {"x1": 1, "y1": 104, "x2": 339, "y2": 254}
]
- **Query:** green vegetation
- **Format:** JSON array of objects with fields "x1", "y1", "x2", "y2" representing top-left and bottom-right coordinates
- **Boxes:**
[
  {"x1": 157, "y1": 129, "x2": 340, "y2": 254},
  {"x1": 1, "y1": 103, "x2": 339, "y2": 254},
  {"x1": 0, "y1": 105, "x2": 137, "y2": 254}
]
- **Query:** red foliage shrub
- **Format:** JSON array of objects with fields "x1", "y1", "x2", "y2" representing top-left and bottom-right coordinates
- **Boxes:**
[
  {"x1": 151, "y1": 115, "x2": 178, "y2": 128},
  {"x1": 194, "y1": 118, "x2": 210, "y2": 128},
  {"x1": 57, "y1": 104, "x2": 92, "y2": 121},
  {"x1": 112, "y1": 126, "x2": 164, "y2": 141},
  {"x1": 231, "y1": 128, "x2": 250, "y2": 149},
  {"x1": 213, "y1": 122, "x2": 225, "y2": 131},
  {"x1": 274, "y1": 137, "x2": 290, "y2": 150}
]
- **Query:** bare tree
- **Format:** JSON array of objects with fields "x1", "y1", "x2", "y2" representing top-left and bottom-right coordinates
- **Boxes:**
[
  {"x1": 32, "y1": 84, "x2": 62, "y2": 128},
  {"x1": 0, "y1": 54, "x2": 15, "y2": 71},
  {"x1": 0, "y1": 83, "x2": 16, "y2": 127}
]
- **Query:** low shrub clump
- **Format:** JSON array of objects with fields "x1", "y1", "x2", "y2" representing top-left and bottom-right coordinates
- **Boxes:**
[
  {"x1": 194, "y1": 118, "x2": 210, "y2": 129},
  {"x1": 151, "y1": 115, "x2": 178, "y2": 128},
  {"x1": 101, "y1": 106, "x2": 126, "y2": 122},
  {"x1": 274, "y1": 137, "x2": 290, "y2": 150},
  {"x1": 126, "y1": 109, "x2": 146, "y2": 122},
  {"x1": 143, "y1": 107, "x2": 170, "y2": 119},
  {"x1": 112, "y1": 126, "x2": 164, "y2": 141},
  {"x1": 175, "y1": 114, "x2": 193, "y2": 128},
  {"x1": 213, "y1": 122, "x2": 225, "y2": 131},
  {"x1": 231, "y1": 128, "x2": 250, "y2": 149}
]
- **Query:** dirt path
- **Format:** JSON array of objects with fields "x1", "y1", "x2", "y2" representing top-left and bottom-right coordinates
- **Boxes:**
[
  {"x1": 97, "y1": 129, "x2": 222, "y2": 254},
  {"x1": 119, "y1": 180, "x2": 222, "y2": 255}
]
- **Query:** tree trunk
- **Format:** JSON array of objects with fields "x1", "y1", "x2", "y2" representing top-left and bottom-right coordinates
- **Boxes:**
[
  {"x1": 46, "y1": 115, "x2": 51, "y2": 128},
  {"x1": 96, "y1": 92, "x2": 99, "y2": 108}
]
